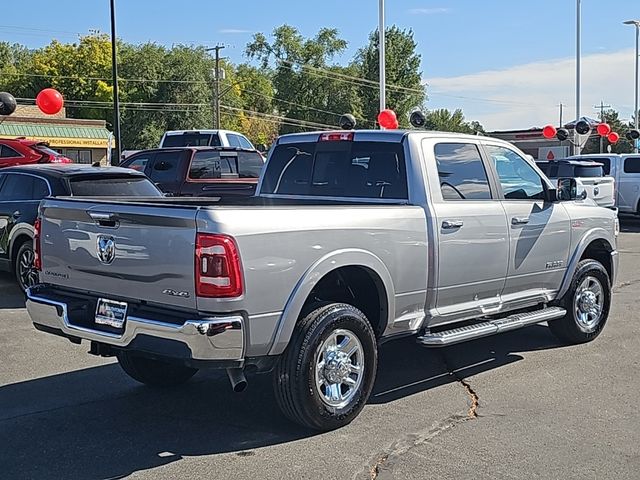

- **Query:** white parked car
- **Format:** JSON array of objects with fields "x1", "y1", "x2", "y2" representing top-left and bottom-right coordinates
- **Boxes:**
[
  {"x1": 568, "y1": 154, "x2": 640, "y2": 214},
  {"x1": 159, "y1": 129, "x2": 254, "y2": 150},
  {"x1": 536, "y1": 159, "x2": 615, "y2": 209}
]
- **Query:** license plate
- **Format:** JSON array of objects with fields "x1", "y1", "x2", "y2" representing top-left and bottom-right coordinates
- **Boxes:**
[{"x1": 95, "y1": 298, "x2": 128, "y2": 329}]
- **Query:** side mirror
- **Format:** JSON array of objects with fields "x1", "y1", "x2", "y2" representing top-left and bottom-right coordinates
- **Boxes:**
[{"x1": 557, "y1": 178, "x2": 587, "y2": 201}]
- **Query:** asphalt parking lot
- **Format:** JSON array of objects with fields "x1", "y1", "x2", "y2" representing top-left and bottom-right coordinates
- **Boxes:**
[{"x1": 1, "y1": 220, "x2": 639, "y2": 480}]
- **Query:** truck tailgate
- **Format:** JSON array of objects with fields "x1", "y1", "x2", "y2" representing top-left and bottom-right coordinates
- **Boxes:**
[
  {"x1": 39, "y1": 198, "x2": 198, "y2": 310},
  {"x1": 578, "y1": 176, "x2": 615, "y2": 207}
]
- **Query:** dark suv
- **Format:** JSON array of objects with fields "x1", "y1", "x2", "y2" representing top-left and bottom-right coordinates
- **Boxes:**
[
  {"x1": 0, "y1": 164, "x2": 163, "y2": 291},
  {"x1": 120, "y1": 147, "x2": 265, "y2": 197}
]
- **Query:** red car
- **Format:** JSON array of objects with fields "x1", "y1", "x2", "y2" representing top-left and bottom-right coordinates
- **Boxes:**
[{"x1": 0, "y1": 138, "x2": 72, "y2": 168}]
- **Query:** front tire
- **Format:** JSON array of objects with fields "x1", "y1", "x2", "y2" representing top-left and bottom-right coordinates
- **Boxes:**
[
  {"x1": 117, "y1": 351, "x2": 198, "y2": 387},
  {"x1": 549, "y1": 259, "x2": 611, "y2": 344},
  {"x1": 273, "y1": 303, "x2": 378, "y2": 431},
  {"x1": 14, "y1": 241, "x2": 38, "y2": 292}
]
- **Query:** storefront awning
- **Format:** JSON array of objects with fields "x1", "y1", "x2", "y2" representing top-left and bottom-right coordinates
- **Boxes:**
[{"x1": 0, "y1": 122, "x2": 113, "y2": 148}]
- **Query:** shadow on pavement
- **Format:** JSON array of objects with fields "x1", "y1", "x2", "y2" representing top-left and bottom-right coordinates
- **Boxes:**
[
  {"x1": 619, "y1": 215, "x2": 640, "y2": 233},
  {"x1": 0, "y1": 324, "x2": 563, "y2": 479},
  {"x1": 0, "y1": 273, "x2": 24, "y2": 309}
]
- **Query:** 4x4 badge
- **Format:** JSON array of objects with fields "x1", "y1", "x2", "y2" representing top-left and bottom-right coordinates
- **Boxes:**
[{"x1": 97, "y1": 235, "x2": 116, "y2": 265}]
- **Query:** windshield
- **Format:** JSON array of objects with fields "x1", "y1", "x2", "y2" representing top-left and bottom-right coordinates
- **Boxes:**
[
  {"x1": 188, "y1": 151, "x2": 264, "y2": 180},
  {"x1": 261, "y1": 141, "x2": 408, "y2": 199},
  {"x1": 162, "y1": 133, "x2": 219, "y2": 147},
  {"x1": 70, "y1": 176, "x2": 163, "y2": 196}
]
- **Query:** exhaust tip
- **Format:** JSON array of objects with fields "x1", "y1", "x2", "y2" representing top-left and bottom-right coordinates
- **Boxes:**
[
  {"x1": 232, "y1": 380, "x2": 248, "y2": 393},
  {"x1": 227, "y1": 368, "x2": 247, "y2": 393}
]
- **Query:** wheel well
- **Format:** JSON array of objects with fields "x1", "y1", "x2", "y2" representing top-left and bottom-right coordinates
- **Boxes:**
[
  {"x1": 10, "y1": 234, "x2": 32, "y2": 266},
  {"x1": 580, "y1": 239, "x2": 613, "y2": 280},
  {"x1": 303, "y1": 266, "x2": 389, "y2": 337}
]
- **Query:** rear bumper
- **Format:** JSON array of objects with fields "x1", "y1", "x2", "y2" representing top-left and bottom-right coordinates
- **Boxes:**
[
  {"x1": 25, "y1": 285, "x2": 245, "y2": 364},
  {"x1": 611, "y1": 250, "x2": 619, "y2": 287}
]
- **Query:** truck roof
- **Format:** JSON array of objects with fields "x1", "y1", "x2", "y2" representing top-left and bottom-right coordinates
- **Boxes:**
[{"x1": 276, "y1": 129, "x2": 492, "y2": 145}]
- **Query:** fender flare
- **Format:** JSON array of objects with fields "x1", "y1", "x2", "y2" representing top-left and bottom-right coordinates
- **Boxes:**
[
  {"x1": 557, "y1": 228, "x2": 614, "y2": 299},
  {"x1": 267, "y1": 248, "x2": 395, "y2": 356},
  {"x1": 8, "y1": 223, "x2": 34, "y2": 262}
]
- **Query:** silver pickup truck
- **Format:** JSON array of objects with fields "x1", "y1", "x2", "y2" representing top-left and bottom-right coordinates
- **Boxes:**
[{"x1": 26, "y1": 130, "x2": 619, "y2": 431}]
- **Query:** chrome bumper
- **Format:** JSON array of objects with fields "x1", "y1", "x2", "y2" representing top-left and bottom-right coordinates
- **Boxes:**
[{"x1": 25, "y1": 287, "x2": 244, "y2": 362}]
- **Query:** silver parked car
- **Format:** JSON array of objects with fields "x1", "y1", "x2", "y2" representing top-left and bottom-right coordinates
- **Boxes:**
[
  {"x1": 567, "y1": 153, "x2": 640, "y2": 214},
  {"x1": 26, "y1": 130, "x2": 618, "y2": 431}
]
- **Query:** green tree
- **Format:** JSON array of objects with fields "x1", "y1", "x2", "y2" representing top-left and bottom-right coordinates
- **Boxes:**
[
  {"x1": 246, "y1": 25, "x2": 363, "y2": 132},
  {"x1": 354, "y1": 26, "x2": 425, "y2": 127},
  {"x1": 582, "y1": 109, "x2": 634, "y2": 154},
  {"x1": 425, "y1": 108, "x2": 484, "y2": 134}
]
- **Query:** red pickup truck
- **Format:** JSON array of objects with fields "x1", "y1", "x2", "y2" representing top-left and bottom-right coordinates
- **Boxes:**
[{"x1": 120, "y1": 146, "x2": 265, "y2": 197}]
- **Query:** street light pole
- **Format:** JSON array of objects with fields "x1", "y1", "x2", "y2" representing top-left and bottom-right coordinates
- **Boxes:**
[
  {"x1": 378, "y1": 0, "x2": 386, "y2": 119},
  {"x1": 575, "y1": 0, "x2": 582, "y2": 155},
  {"x1": 624, "y1": 20, "x2": 640, "y2": 153},
  {"x1": 109, "y1": 0, "x2": 121, "y2": 165}
]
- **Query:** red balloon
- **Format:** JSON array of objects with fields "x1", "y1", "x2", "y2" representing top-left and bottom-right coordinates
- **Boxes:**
[
  {"x1": 607, "y1": 132, "x2": 620, "y2": 143},
  {"x1": 597, "y1": 123, "x2": 611, "y2": 136},
  {"x1": 36, "y1": 88, "x2": 64, "y2": 115},
  {"x1": 378, "y1": 109, "x2": 398, "y2": 129},
  {"x1": 542, "y1": 125, "x2": 557, "y2": 139}
]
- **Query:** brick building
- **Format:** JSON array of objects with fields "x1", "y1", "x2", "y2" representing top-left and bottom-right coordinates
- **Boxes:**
[{"x1": 0, "y1": 105, "x2": 113, "y2": 165}]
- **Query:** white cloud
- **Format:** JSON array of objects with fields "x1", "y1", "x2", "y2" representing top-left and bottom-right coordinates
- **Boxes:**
[
  {"x1": 218, "y1": 28, "x2": 251, "y2": 34},
  {"x1": 425, "y1": 49, "x2": 637, "y2": 131},
  {"x1": 408, "y1": 7, "x2": 450, "y2": 15}
]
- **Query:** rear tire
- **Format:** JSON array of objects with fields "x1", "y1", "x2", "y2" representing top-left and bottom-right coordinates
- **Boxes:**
[
  {"x1": 117, "y1": 351, "x2": 198, "y2": 387},
  {"x1": 549, "y1": 259, "x2": 611, "y2": 344},
  {"x1": 273, "y1": 303, "x2": 378, "y2": 431},
  {"x1": 14, "y1": 241, "x2": 38, "y2": 293}
]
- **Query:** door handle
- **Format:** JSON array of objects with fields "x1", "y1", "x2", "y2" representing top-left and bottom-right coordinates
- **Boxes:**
[
  {"x1": 511, "y1": 217, "x2": 530, "y2": 225},
  {"x1": 442, "y1": 220, "x2": 464, "y2": 229}
]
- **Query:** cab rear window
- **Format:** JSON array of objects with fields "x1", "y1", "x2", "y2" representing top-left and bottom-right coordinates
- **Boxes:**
[{"x1": 261, "y1": 141, "x2": 408, "y2": 199}]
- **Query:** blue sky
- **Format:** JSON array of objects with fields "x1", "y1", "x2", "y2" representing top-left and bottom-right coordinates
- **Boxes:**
[{"x1": 2, "y1": 0, "x2": 639, "y2": 129}]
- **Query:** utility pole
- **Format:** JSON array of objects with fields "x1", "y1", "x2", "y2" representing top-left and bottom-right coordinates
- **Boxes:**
[
  {"x1": 559, "y1": 103, "x2": 564, "y2": 126},
  {"x1": 378, "y1": 0, "x2": 386, "y2": 118},
  {"x1": 206, "y1": 45, "x2": 225, "y2": 129},
  {"x1": 109, "y1": 0, "x2": 121, "y2": 165},
  {"x1": 594, "y1": 101, "x2": 611, "y2": 153},
  {"x1": 575, "y1": 0, "x2": 582, "y2": 155}
]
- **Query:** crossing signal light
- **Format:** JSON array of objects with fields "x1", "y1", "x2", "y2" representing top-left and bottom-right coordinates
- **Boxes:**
[{"x1": 626, "y1": 129, "x2": 640, "y2": 141}]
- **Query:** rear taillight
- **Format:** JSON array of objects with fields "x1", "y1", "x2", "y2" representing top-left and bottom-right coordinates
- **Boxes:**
[
  {"x1": 319, "y1": 132, "x2": 354, "y2": 142},
  {"x1": 33, "y1": 219, "x2": 42, "y2": 271},
  {"x1": 51, "y1": 155, "x2": 72, "y2": 164},
  {"x1": 195, "y1": 234, "x2": 243, "y2": 298}
]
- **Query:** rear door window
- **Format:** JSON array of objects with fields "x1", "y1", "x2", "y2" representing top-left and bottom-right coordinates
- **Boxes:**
[
  {"x1": 0, "y1": 145, "x2": 22, "y2": 158},
  {"x1": 189, "y1": 151, "x2": 236, "y2": 180},
  {"x1": 148, "y1": 151, "x2": 183, "y2": 183},
  {"x1": 227, "y1": 134, "x2": 243, "y2": 148},
  {"x1": 124, "y1": 154, "x2": 154, "y2": 172},
  {"x1": 624, "y1": 157, "x2": 640, "y2": 174},
  {"x1": 262, "y1": 141, "x2": 407, "y2": 199},
  {"x1": 0, "y1": 174, "x2": 40, "y2": 201},
  {"x1": 434, "y1": 143, "x2": 492, "y2": 200}
]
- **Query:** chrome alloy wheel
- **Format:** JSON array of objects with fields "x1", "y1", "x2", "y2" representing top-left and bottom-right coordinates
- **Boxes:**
[
  {"x1": 17, "y1": 247, "x2": 38, "y2": 291},
  {"x1": 573, "y1": 276, "x2": 604, "y2": 333},
  {"x1": 314, "y1": 328, "x2": 364, "y2": 409}
]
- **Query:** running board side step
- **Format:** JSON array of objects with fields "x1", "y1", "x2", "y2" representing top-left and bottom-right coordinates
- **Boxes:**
[{"x1": 417, "y1": 307, "x2": 566, "y2": 347}]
